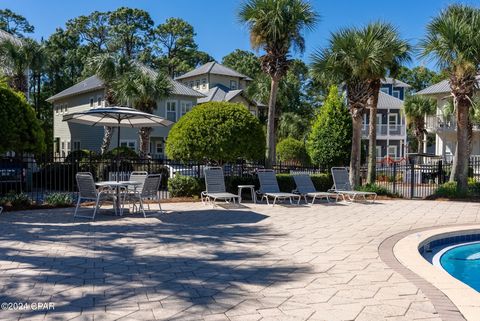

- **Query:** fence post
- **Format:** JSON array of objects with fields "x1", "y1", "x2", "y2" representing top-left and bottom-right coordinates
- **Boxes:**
[
  {"x1": 410, "y1": 158, "x2": 415, "y2": 199},
  {"x1": 392, "y1": 162, "x2": 397, "y2": 195},
  {"x1": 437, "y1": 160, "x2": 443, "y2": 184}
]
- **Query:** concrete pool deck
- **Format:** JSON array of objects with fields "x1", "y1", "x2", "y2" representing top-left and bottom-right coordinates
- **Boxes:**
[{"x1": 0, "y1": 200, "x2": 479, "y2": 320}]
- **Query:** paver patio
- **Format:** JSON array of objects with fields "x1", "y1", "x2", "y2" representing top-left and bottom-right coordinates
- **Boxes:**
[{"x1": 0, "y1": 200, "x2": 479, "y2": 321}]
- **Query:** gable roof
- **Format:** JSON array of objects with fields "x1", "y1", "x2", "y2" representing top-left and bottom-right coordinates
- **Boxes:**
[
  {"x1": 197, "y1": 84, "x2": 263, "y2": 107},
  {"x1": 378, "y1": 91, "x2": 403, "y2": 109},
  {"x1": 175, "y1": 61, "x2": 253, "y2": 81},
  {"x1": 47, "y1": 65, "x2": 205, "y2": 102},
  {"x1": 381, "y1": 77, "x2": 411, "y2": 88},
  {"x1": 416, "y1": 75, "x2": 480, "y2": 96}
]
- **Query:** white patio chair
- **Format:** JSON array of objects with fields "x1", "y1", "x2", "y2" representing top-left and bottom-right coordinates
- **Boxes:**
[
  {"x1": 124, "y1": 171, "x2": 148, "y2": 212},
  {"x1": 330, "y1": 167, "x2": 377, "y2": 203},
  {"x1": 74, "y1": 172, "x2": 117, "y2": 220},
  {"x1": 124, "y1": 174, "x2": 163, "y2": 217},
  {"x1": 0, "y1": 206, "x2": 3, "y2": 214},
  {"x1": 293, "y1": 174, "x2": 340, "y2": 205},
  {"x1": 201, "y1": 167, "x2": 239, "y2": 207},
  {"x1": 257, "y1": 169, "x2": 301, "y2": 206}
]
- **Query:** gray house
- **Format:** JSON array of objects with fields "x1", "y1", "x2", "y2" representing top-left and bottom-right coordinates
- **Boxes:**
[{"x1": 47, "y1": 68, "x2": 204, "y2": 158}]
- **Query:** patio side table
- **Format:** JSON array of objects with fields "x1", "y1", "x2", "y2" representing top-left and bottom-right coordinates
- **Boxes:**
[{"x1": 238, "y1": 185, "x2": 256, "y2": 204}]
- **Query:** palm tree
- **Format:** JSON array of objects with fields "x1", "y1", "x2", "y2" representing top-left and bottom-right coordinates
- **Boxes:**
[
  {"x1": 420, "y1": 4, "x2": 480, "y2": 192},
  {"x1": 238, "y1": 0, "x2": 318, "y2": 167},
  {"x1": 86, "y1": 53, "x2": 132, "y2": 154},
  {"x1": 404, "y1": 95, "x2": 436, "y2": 153},
  {"x1": 0, "y1": 38, "x2": 31, "y2": 93},
  {"x1": 311, "y1": 28, "x2": 374, "y2": 187},
  {"x1": 114, "y1": 67, "x2": 171, "y2": 156},
  {"x1": 362, "y1": 22, "x2": 411, "y2": 184}
]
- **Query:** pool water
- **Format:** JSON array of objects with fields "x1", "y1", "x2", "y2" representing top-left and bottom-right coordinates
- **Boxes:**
[{"x1": 439, "y1": 241, "x2": 480, "y2": 292}]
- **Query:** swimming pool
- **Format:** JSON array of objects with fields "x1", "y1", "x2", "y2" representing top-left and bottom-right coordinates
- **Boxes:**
[{"x1": 433, "y1": 241, "x2": 480, "y2": 292}]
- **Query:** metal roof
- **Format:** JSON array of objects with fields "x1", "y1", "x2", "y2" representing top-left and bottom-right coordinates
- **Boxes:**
[
  {"x1": 197, "y1": 85, "x2": 263, "y2": 107},
  {"x1": 378, "y1": 91, "x2": 403, "y2": 109},
  {"x1": 175, "y1": 61, "x2": 253, "y2": 81},
  {"x1": 47, "y1": 65, "x2": 204, "y2": 102},
  {"x1": 417, "y1": 75, "x2": 480, "y2": 96},
  {"x1": 381, "y1": 77, "x2": 411, "y2": 88}
]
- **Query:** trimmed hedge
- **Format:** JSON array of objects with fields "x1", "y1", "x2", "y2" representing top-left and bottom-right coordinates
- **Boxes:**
[{"x1": 168, "y1": 173, "x2": 332, "y2": 198}]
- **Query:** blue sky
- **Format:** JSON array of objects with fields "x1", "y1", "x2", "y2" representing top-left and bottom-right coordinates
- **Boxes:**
[{"x1": 2, "y1": 0, "x2": 478, "y2": 69}]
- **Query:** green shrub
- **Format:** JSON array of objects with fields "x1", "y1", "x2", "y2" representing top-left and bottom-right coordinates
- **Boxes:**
[
  {"x1": 434, "y1": 181, "x2": 471, "y2": 198},
  {"x1": 44, "y1": 193, "x2": 73, "y2": 207},
  {"x1": 168, "y1": 175, "x2": 203, "y2": 197},
  {"x1": 276, "y1": 173, "x2": 332, "y2": 193},
  {"x1": 166, "y1": 102, "x2": 265, "y2": 163},
  {"x1": 357, "y1": 184, "x2": 394, "y2": 196},
  {"x1": 276, "y1": 138, "x2": 310, "y2": 165},
  {"x1": 103, "y1": 147, "x2": 139, "y2": 159},
  {"x1": 0, "y1": 193, "x2": 32, "y2": 208}
]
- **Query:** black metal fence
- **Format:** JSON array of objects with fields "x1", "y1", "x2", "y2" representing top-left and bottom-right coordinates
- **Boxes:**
[{"x1": 0, "y1": 154, "x2": 322, "y2": 203}]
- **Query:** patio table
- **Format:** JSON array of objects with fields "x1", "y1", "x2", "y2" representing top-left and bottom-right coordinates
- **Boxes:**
[{"x1": 96, "y1": 181, "x2": 141, "y2": 215}]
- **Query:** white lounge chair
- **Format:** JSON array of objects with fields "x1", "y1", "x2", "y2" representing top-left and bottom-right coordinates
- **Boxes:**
[
  {"x1": 257, "y1": 169, "x2": 301, "y2": 206},
  {"x1": 201, "y1": 167, "x2": 239, "y2": 207},
  {"x1": 330, "y1": 167, "x2": 377, "y2": 203},
  {"x1": 293, "y1": 173, "x2": 340, "y2": 205},
  {"x1": 74, "y1": 172, "x2": 117, "y2": 220}
]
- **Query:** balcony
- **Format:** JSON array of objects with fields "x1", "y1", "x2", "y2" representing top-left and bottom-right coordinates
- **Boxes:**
[
  {"x1": 361, "y1": 124, "x2": 406, "y2": 138},
  {"x1": 426, "y1": 116, "x2": 480, "y2": 133}
]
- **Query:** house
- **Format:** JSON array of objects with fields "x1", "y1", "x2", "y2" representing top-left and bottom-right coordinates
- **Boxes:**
[
  {"x1": 362, "y1": 78, "x2": 410, "y2": 161},
  {"x1": 175, "y1": 61, "x2": 264, "y2": 115},
  {"x1": 46, "y1": 66, "x2": 204, "y2": 158},
  {"x1": 417, "y1": 76, "x2": 480, "y2": 160}
]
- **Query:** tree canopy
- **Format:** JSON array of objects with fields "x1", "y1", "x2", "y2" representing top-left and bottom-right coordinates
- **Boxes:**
[
  {"x1": 0, "y1": 9, "x2": 34, "y2": 37},
  {"x1": 307, "y1": 85, "x2": 352, "y2": 170},
  {"x1": 166, "y1": 102, "x2": 265, "y2": 163}
]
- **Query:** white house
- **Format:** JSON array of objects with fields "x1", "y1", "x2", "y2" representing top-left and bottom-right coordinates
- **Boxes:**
[
  {"x1": 417, "y1": 76, "x2": 480, "y2": 160},
  {"x1": 46, "y1": 66, "x2": 204, "y2": 158}
]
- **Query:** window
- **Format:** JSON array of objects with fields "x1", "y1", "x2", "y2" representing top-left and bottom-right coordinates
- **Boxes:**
[
  {"x1": 155, "y1": 141, "x2": 164, "y2": 155},
  {"x1": 166, "y1": 101, "x2": 177, "y2": 122},
  {"x1": 230, "y1": 80, "x2": 237, "y2": 90},
  {"x1": 97, "y1": 96, "x2": 103, "y2": 107},
  {"x1": 189, "y1": 81, "x2": 194, "y2": 88},
  {"x1": 180, "y1": 101, "x2": 192, "y2": 116},
  {"x1": 61, "y1": 141, "x2": 65, "y2": 157},
  {"x1": 55, "y1": 105, "x2": 59, "y2": 115},
  {"x1": 64, "y1": 103, "x2": 68, "y2": 114},
  {"x1": 392, "y1": 90, "x2": 401, "y2": 99},
  {"x1": 73, "y1": 141, "x2": 81, "y2": 151},
  {"x1": 89, "y1": 97, "x2": 94, "y2": 108},
  {"x1": 376, "y1": 146, "x2": 382, "y2": 158},
  {"x1": 388, "y1": 113, "x2": 398, "y2": 126},
  {"x1": 380, "y1": 87, "x2": 389, "y2": 95},
  {"x1": 67, "y1": 141, "x2": 71, "y2": 154},
  {"x1": 54, "y1": 137, "x2": 60, "y2": 154},
  {"x1": 201, "y1": 78, "x2": 207, "y2": 89},
  {"x1": 376, "y1": 114, "x2": 382, "y2": 124},
  {"x1": 195, "y1": 80, "x2": 200, "y2": 88},
  {"x1": 387, "y1": 145, "x2": 397, "y2": 158},
  {"x1": 120, "y1": 140, "x2": 136, "y2": 150}
]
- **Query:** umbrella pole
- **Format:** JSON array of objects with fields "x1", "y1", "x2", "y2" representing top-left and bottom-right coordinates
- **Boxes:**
[{"x1": 116, "y1": 125, "x2": 121, "y2": 182}]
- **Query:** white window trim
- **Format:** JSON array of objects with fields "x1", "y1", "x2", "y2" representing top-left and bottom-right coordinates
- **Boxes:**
[
  {"x1": 376, "y1": 146, "x2": 382, "y2": 158},
  {"x1": 392, "y1": 89, "x2": 401, "y2": 99},
  {"x1": 120, "y1": 139, "x2": 137, "y2": 150},
  {"x1": 376, "y1": 114, "x2": 382, "y2": 124},
  {"x1": 230, "y1": 80, "x2": 237, "y2": 90},
  {"x1": 64, "y1": 103, "x2": 68, "y2": 114},
  {"x1": 388, "y1": 113, "x2": 398, "y2": 125},
  {"x1": 155, "y1": 141, "x2": 164, "y2": 155},
  {"x1": 380, "y1": 87, "x2": 389, "y2": 94},
  {"x1": 180, "y1": 101, "x2": 192, "y2": 117},
  {"x1": 387, "y1": 145, "x2": 397, "y2": 157},
  {"x1": 55, "y1": 105, "x2": 59, "y2": 115},
  {"x1": 201, "y1": 78, "x2": 207, "y2": 89},
  {"x1": 165, "y1": 100, "x2": 177, "y2": 122}
]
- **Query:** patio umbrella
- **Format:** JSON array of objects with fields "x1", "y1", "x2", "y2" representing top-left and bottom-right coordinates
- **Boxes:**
[{"x1": 63, "y1": 106, "x2": 173, "y2": 180}]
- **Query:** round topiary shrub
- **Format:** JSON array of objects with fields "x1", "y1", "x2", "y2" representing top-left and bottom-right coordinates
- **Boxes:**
[
  {"x1": 165, "y1": 102, "x2": 265, "y2": 163},
  {"x1": 276, "y1": 137, "x2": 310, "y2": 165}
]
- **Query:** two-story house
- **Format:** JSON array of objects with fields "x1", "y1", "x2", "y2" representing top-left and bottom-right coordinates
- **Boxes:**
[
  {"x1": 175, "y1": 61, "x2": 264, "y2": 116},
  {"x1": 362, "y1": 78, "x2": 410, "y2": 161},
  {"x1": 417, "y1": 76, "x2": 480, "y2": 161},
  {"x1": 47, "y1": 65, "x2": 204, "y2": 158}
]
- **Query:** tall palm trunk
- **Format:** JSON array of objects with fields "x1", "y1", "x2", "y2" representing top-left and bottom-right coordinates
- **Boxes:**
[
  {"x1": 265, "y1": 77, "x2": 279, "y2": 168},
  {"x1": 346, "y1": 80, "x2": 370, "y2": 187},
  {"x1": 139, "y1": 127, "x2": 153, "y2": 157},
  {"x1": 100, "y1": 88, "x2": 114, "y2": 155},
  {"x1": 367, "y1": 80, "x2": 381, "y2": 184},
  {"x1": 451, "y1": 97, "x2": 471, "y2": 191}
]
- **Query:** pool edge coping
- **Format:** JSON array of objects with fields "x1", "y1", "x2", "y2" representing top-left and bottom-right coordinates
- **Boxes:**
[{"x1": 379, "y1": 224, "x2": 480, "y2": 321}]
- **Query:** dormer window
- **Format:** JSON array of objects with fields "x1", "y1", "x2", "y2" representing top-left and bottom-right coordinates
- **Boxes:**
[
  {"x1": 89, "y1": 97, "x2": 94, "y2": 108},
  {"x1": 195, "y1": 80, "x2": 200, "y2": 88},
  {"x1": 380, "y1": 87, "x2": 389, "y2": 95},
  {"x1": 97, "y1": 96, "x2": 103, "y2": 107},
  {"x1": 392, "y1": 90, "x2": 401, "y2": 99},
  {"x1": 202, "y1": 78, "x2": 206, "y2": 89},
  {"x1": 190, "y1": 81, "x2": 194, "y2": 88},
  {"x1": 230, "y1": 80, "x2": 237, "y2": 90}
]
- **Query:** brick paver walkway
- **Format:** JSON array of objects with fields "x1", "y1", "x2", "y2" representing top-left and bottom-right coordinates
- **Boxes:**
[{"x1": 0, "y1": 200, "x2": 479, "y2": 321}]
